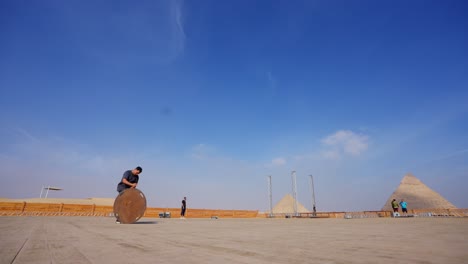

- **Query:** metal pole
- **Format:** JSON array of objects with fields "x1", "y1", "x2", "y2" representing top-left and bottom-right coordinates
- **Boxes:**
[
  {"x1": 309, "y1": 175, "x2": 316, "y2": 216},
  {"x1": 291, "y1": 171, "x2": 298, "y2": 217},
  {"x1": 45, "y1": 186, "x2": 50, "y2": 198},
  {"x1": 40, "y1": 185, "x2": 44, "y2": 198},
  {"x1": 267, "y1": 176, "x2": 273, "y2": 217}
]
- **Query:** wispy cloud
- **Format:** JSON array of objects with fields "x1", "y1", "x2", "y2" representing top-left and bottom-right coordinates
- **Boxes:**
[
  {"x1": 48, "y1": 1, "x2": 187, "y2": 64},
  {"x1": 426, "y1": 148, "x2": 468, "y2": 163},
  {"x1": 263, "y1": 157, "x2": 287, "y2": 170},
  {"x1": 171, "y1": 0, "x2": 186, "y2": 57},
  {"x1": 271, "y1": 157, "x2": 286, "y2": 166},
  {"x1": 0, "y1": 128, "x2": 141, "y2": 199},
  {"x1": 190, "y1": 143, "x2": 216, "y2": 159},
  {"x1": 264, "y1": 71, "x2": 278, "y2": 98},
  {"x1": 321, "y1": 130, "x2": 369, "y2": 159},
  {"x1": 13, "y1": 127, "x2": 39, "y2": 143},
  {"x1": 322, "y1": 150, "x2": 340, "y2": 160},
  {"x1": 266, "y1": 71, "x2": 276, "y2": 89}
]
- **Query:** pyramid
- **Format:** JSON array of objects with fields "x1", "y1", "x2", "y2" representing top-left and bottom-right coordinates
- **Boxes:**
[
  {"x1": 382, "y1": 173, "x2": 457, "y2": 210},
  {"x1": 272, "y1": 194, "x2": 309, "y2": 214}
]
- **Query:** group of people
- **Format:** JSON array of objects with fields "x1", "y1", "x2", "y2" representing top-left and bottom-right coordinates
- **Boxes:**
[
  {"x1": 391, "y1": 198, "x2": 408, "y2": 214},
  {"x1": 115, "y1": 167, "x2": 187, "y2": 223}
]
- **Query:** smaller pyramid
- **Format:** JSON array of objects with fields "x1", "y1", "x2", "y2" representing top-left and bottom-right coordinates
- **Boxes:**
[
  {"x1": 382, "y1": 173, "x2": 457, "y2": 210},
  {"x1": 272, "y1": 194, "x2": 309, "y2": 214}
]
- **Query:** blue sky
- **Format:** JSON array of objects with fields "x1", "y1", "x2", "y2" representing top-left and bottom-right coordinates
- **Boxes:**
[{"x1": 1, "y1": 0, "x2": 467, "y2": 211}]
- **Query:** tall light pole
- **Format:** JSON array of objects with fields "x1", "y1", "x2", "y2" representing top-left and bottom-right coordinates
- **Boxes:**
[
  {"x1": 291, "y1": 171, "x2": 298, "y2": 217},
  {"x1": 267, "y1": 175, "x2": 273, "y2": 217},
  {"x1": 309, "y1": 175, "x2": 316, "y2": 216}
]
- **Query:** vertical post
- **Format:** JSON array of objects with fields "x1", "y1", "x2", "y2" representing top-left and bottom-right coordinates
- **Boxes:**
[
  {"x1": 267, "y1": 175, "x2": 273, "y2": 217},
  {"x1": 309, "y1": 175, "x2": 316, "y2": 216},
  {"x1": 291, "y1": 171, "x2": 298, "y2": 217},
  {"x1": 40, "y1": 185, "x2": 44, "y2": 198},
  {"x1": 45, "y1": 186, "x2": 50, "y2": 198}
]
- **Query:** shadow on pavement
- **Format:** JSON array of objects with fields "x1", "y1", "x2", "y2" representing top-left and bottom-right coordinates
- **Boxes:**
[{"x1": 134, "y1": 221, "x2": 158, "y2": 224}]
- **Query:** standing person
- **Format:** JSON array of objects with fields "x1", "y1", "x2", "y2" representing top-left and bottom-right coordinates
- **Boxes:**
[
  {"x1": 400, "y1": 199, "x2": 408, "y2": 214},
  {"x1": 115, "y1": 166, "x2": 142, "y2": 223},
  {"x1": 391, "y1": 199, "x2": 399, "y2": 213},
  {"x1": 180, "y1": 197, "x2": 187, "y2": 219}
]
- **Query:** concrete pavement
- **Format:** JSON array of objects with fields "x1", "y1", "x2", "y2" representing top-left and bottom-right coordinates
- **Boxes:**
[{"x1": 1, "y1": 217, "x2": 467, "y2": 263}]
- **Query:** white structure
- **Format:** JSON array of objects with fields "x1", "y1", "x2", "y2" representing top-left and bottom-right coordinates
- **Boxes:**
[
  {"x1": 40, "y1": 186, "x2": 63, "y2": 198},
  {"x1": 291, "y1": 171, "x2": 298, "y2": 216},
  {"x1": 267, "y1": 175, "x2": 273, "y2": 217},
  {"x1": 309, "y1": 175, "x2": 316, "y2": 215}
]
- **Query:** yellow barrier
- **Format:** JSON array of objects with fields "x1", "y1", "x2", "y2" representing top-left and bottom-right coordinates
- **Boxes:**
[
  {"x1": 0, "y1": 202, "x2": 259, "y2": 218},
  {"x1": 1, "y1": 202, "x2": 466, "y2": 218}
]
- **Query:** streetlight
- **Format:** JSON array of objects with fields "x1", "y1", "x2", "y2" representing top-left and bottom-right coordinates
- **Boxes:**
[
  {"x1": 40, "y1": 186, "x2": 63, "y2": 198},
  {"x1": 309, "y1": 175, "x2": 316, "y2": 216}
]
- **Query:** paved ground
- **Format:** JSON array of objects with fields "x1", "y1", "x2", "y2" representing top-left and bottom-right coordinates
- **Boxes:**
[{"x1": 1, "y1": 216, "x2": 467, "y2": 264}]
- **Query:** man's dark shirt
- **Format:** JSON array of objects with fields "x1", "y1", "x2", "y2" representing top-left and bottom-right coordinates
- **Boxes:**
[
  {"x1": 117, "y1": 170, "x2": 139, "y2": 193},
  {"x1": 182, "y1": 200, "x2": 186, "y2": 209}
]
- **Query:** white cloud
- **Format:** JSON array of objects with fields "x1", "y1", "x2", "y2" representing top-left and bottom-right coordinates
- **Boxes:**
[
  {"x1": 264, "y1": 157, "x2": 287, "y2": 168},
  {"x1": 321, "y1": 130, "x2": 369, "y2": 159},
  {"x1": 272, "y1": 157, "x2": 286, "y2": 166}
]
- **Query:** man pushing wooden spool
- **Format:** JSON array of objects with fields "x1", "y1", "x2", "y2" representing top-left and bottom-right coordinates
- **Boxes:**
[{"x1": 114, "y1": 166, "x2": 146, "y2": 224}]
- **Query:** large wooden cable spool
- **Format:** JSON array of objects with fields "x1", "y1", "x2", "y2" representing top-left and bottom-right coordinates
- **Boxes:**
[{"x1": 113, "y1": 188, "x2": 147, "y2": 224}]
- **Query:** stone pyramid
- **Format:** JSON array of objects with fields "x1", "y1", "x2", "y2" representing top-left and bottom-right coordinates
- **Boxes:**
[
  {"x1": 382, "y1": 173, "x2": 457, "y2": 210},
  {"x1": 272, "y1": 194, "x2": 309, "y2": 214}
]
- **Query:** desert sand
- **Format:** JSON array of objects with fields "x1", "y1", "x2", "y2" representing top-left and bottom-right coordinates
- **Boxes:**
[{"x1": 1, "y1": 217, "x2": 467, "y2": 264}]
